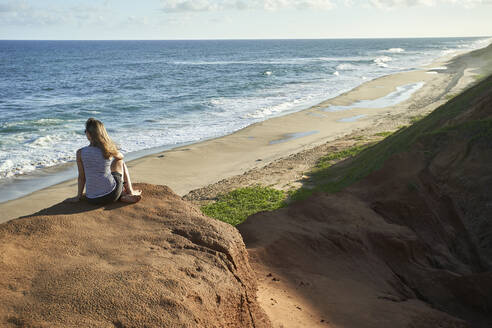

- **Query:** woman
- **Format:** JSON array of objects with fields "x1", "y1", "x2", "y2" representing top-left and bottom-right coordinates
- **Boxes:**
[{"x1": 68, "y1": 118, "x2": 142, "y2": 204}]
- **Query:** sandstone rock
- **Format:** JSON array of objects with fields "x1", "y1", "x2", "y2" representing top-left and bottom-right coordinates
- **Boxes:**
[{"x1": 0, "y1": 184, "x2": 270, "y2": 328}]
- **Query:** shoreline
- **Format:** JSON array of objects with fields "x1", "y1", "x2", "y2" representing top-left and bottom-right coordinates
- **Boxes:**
[
  {"x1": 2, "y1": 40, "x2": 489, "y2": 203},
  {"x1": 1, "y1": 43, "x2": 491, "y2": 223}
]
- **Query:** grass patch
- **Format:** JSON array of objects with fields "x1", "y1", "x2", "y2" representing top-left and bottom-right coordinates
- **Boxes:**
[
  {"x1": 445, "y1": 93, "x2": 457, "y2": 100},
  {"x1": 289, "y1": 144, "x2": 370, "y2": 202},
  {"x1": 374, "y1": 131, "x2": 393, "y2": 137},
  {"x1": 409, "y1": 114, "x2": 425, "y2": 124},
  {"x1": 427, "y1": 118, "x2": 492, "y2": 141},
  {"x1": 201, "y1": 186, "x2": 286, "y2": 226},
  {"x1": 316, "y1": 145, "x2": 370, "y2": 170},
  {"x1": 473, "y1": 74, "x2": 485, "y2": 81}
]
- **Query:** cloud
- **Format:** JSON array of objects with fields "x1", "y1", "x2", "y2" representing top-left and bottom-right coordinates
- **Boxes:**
[
  {"x1": 209, "y1": 15, "x2": 233, "y2": 23},
  {"x1": 159, "y1": 0, "x2": 490, "y2": 13},
  {"x1": 0, "y1": 1, "x2": 111, "y2": 27},
  {"x1": 125, "y1": 15, "x2": 150, "y2": 26},
  {"x1": 369, "y1": 0, "x2": 491, "y2": 8},
  {"x1": 160, "y1": 0, "x2": 335, "y2": 13}
]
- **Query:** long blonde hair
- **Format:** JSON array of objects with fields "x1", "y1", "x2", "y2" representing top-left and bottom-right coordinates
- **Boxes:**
[{"x1": 85, "y1": 118, "x2": 119, "y2": 159}]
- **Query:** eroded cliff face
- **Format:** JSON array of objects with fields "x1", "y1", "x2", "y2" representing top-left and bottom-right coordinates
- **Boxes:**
[
  {"x1": 0, "y1": 184, "x2": 270, "y2": 328},
  {"x1": 239, "y1": 76, "x2": 492, "y2": 328}
]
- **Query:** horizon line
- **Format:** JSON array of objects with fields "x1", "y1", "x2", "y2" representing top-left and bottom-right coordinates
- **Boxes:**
[{"x1": 0, "y1": 35, "x2": 491, "y2": 42}]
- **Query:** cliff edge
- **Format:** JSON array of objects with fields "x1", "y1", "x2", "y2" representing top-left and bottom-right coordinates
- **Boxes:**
[
  {"x1": 239, "y1": 76, "x2": 492, "y2": 327},
  {"x1": 0, "y1": 184, "x2": 270, "y2": 328}
]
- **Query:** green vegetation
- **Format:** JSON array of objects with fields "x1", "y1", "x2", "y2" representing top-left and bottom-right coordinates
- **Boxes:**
[
  {"x1": 473, "y1": 74, "x2": 485, "y2": 81},
  {"x1": 409, "y1": 114, "x2": 426, "y2": 123},
  {"x1": 445, "y1": 93, "x2": 457, "y2": 100},
  {"x1": 201, "y1": 186, "x2": 286, "y2": 226},
  {"x1": 374, "y1": 131, "x2": 393, "y2": 137},
  {"x1": 428, "y1": 118, "x2": 492, "y2": 141},
  {"x1": 316, "y1": 145, "x2": 369, "y2": 170}
]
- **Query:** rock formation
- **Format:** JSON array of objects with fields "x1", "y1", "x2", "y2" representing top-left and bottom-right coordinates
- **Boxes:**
[{"x1": 0, "y1": 184, "x2": 270, "y2": 328}]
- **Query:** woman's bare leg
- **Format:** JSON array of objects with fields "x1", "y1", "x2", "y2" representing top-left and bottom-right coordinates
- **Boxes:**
[
  {"x1": 111, "y1": 159, "x2": 141, "y2": 203},
  {"x1": 122, "y1": 162, "x2": 141, "y2": 196}
]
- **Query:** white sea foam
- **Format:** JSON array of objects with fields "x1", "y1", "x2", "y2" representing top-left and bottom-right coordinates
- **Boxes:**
[
  {"x1": 336, "y1": 63, "x2": 356, "y2": 71},
  {"x1": 173, "y1": 55, "x2": 393, "y2": 66},
  {"x1": 318, "y1": 56, "x2": 370, "y2": 62},
  {"x1": 470, "y1": 37, "x2": 492, "y2": 49},
  {"x1": 174, "y1": 58, "x2": 320, "y2": 66},
  {"x1": 32, "y1": 118, "x2": 64, "y2": 125},
  {"x1": 374, "y1": 56, "x2": 393, "y2": 68},
  {"x1": 0, "y1": 160, "x2": 15, "y2": 178},
  {"x1": 429, "y1": 66, "x2": 447, "y2": 70},
  {"x1": 0, "y1": 131, "x2": 86, "y2": 179},
  {"x1": 381, "y1": 48, "x2": 405, "y2": 53},
  {"x1": 440, "y1": 49, "x2": 459, "y2": 57},
  {"x1": 206, "y1": 81, "x2": 338, "y2": 123},
  {"x1": 0, "y1": 156, "x2": 54, "y2": 179},
  {"x1": 28, "y1": 135, "x2": 61, "y2": 148},
  {"x1": 247, "y1": 102, "x2": 294, "y2": 119},
  {"x1": 436, "y1": 38, "x2": 492, "y2": 61},
  {"x1": 173, "y1": 60, "x2": 244, "y2": 65}
]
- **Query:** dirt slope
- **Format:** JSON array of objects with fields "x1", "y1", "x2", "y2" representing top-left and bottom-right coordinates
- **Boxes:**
[
  {"x1": 238, "y1": 76, "x2": 492, "y2": 328},
  {"x1": 0, "y1": 184, "x2": 270, "y2": 328}
]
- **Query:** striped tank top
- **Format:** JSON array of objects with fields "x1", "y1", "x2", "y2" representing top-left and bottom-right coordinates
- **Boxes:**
[{"x1": 81, "y1": 145, "x2": 116, "y2": 199}]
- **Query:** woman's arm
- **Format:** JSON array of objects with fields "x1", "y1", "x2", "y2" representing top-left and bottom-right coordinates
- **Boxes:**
[
  {"x1": 65, "y1": 149, "x2": 86, "y2": 203},
  {"x1": 114, "y1": 151, "x2": 124, "y2": 160},
  {"x1": 76, "y1": 149, "x2": 86, "y2": 200}
]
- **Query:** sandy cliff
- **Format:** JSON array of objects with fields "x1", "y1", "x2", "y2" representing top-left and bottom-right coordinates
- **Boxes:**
[
  {"x1": 239, "y1": 76, "x2": 492, "y2": 327},
  {"x1": 0, "y1": 184, "x2": 270, "y2": 328}
]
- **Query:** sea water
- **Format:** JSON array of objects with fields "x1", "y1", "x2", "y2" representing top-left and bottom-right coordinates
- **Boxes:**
[{"x1": 0, "y1": 37, "x2": 490, "y2": 202}]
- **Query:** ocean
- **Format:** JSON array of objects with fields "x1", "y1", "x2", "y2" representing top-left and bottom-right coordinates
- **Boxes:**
[{"x1": 0, "y1": 37, "x2": 490, "y2": 202}]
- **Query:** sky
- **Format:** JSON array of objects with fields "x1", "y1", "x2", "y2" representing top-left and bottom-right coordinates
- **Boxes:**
[{"x1": 0, "y1": 0, "x2": 491, "y2": 40}]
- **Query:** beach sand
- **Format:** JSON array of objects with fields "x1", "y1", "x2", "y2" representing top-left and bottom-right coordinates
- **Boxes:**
[{"x1": 1, "y1": 44, "x2": 491, "y2": 224}]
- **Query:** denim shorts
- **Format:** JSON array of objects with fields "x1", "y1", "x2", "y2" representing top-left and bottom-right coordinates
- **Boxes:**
[{"x1": 86, "y1": 172, "x2": 123, "y2": 205}]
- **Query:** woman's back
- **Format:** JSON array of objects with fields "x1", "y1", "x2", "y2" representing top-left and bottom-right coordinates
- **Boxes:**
[{"x1": 81, "y1": 146, "x2": 116, "y2": 198}]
